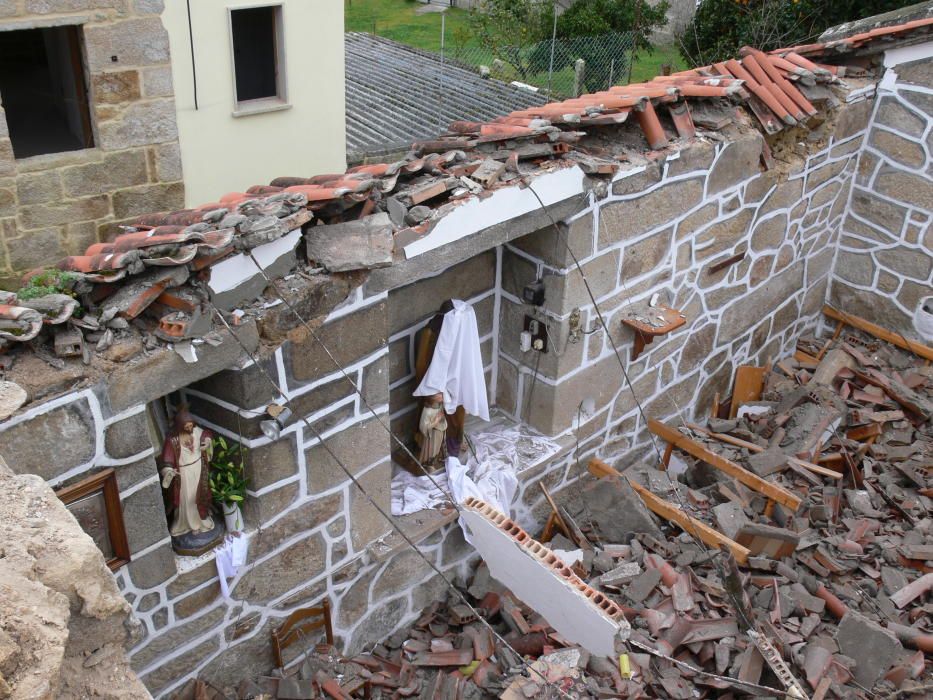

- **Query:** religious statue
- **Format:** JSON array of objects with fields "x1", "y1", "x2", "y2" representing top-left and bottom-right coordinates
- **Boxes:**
[
  {"x1": 418, "y1": 392, "x2": 448, "y2": 469},
  {"x1": 159, "y1": 407, "x2": 224, "y2": 555}
]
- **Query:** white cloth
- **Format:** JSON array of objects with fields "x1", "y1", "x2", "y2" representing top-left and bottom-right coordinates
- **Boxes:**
[
  {"x1": 163, "y1": 426, "x2": 214, "y2": 537},
  {"x1": 391, "y1": 428, "x2": 522, "y2": 544},
  {"x1": 414, "y1": 300, "x2": 489, "y2": 421},
  {"x1": 215, "y1": 533, "x2": 249, "y2": 599}
]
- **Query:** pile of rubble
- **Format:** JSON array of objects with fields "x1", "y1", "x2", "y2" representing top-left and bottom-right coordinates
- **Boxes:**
[{"x1": 210, "y1": 310, "x2": 930, "y2": 699}]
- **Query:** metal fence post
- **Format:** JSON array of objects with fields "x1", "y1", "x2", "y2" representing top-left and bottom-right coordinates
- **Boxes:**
[{"x1": 546, "y1": 4, "x2": 557, "y2": 100}]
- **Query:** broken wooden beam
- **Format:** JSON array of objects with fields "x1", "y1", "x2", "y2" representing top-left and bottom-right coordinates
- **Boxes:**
[
  {"x1": 729, "y1": 365, "x2": 766, "y2": 419},
  {"x1": 627, "y1": 479, "x2": 751, "y2": 565},
  {"x1": 588, "y1": 457, "x2": 620, "y2": 479},
  {"x1": 823, "y1": 305, "x2": 933, "y2": 362},
  {"x1": 648, "y1": 419, "x2": 802, "y2": 511}
]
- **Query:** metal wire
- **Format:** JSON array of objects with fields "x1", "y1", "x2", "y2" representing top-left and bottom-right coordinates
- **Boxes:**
[
  {"x1": 210, "y1": 307, "x2": 575, "y2": 700},
  {"x1": 521, "y1": 182, "x2": 815, "y2": 696},
  {"x1": 245, "y1": 252, "x2": 457, "y2": 508}
]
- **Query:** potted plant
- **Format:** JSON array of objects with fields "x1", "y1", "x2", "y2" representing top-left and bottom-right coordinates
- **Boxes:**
[{"x1": 209, "y1": 436, "x2": 248, "y2": 533}]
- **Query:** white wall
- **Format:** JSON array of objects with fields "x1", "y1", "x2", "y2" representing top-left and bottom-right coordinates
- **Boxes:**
[{"x1": 162, "y1": 0, "x2": 346, "y2": 206}]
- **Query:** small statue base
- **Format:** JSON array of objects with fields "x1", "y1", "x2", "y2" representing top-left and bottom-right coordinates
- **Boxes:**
[{"x1": 171, "y1": 517, "x2": 225, "y2": 557}]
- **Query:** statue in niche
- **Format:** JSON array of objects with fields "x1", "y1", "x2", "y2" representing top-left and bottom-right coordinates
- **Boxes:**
[
  {"x1": 413, "y1": 300, "x2": 466, "y2": 460},
  {"x1": 159, "y1": 406, "x2": 224, "y2": 555},
  {"x1": 418, "y1": 392, "x2": 448, "y2": 468}
]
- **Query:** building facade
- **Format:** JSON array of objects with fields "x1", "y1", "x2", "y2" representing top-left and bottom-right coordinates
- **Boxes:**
[
  {"x1": 161, "y1": 0, "x2": 346, "y2": 206},
  {"x1": 0, "y1": 0, "x2": 346, "y2": 287}
]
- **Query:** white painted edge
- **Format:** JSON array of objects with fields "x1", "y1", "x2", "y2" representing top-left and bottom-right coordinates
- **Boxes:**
[
  {"x1": 403, "y1": 165, "x2": 587, "y2": 259},
  {"x1": 883, "y1": 38, "x2": 933, "y2": 68},
  {"x1": 208, "y1": 229, "x2": 302, "y2": 295}
]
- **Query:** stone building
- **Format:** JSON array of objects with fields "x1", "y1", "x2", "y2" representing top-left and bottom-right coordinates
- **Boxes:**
[
  {"x1": 0, "y1": 0, "x2": 346, "y2": 287},
  {"x1": 0, "y1": 7, "x2": 931, "y2": 699}
]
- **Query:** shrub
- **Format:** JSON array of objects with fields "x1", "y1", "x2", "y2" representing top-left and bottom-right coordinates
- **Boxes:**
[{"x1": 678, "y1": 0, "x2": 913, "y2": 67}]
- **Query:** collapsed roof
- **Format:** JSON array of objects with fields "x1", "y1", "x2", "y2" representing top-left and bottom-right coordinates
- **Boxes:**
[{"x1": 1, "y1": 17, "x2": 931, "y2": 366}]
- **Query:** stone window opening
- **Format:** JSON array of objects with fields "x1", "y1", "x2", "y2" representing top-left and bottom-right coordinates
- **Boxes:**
[
  {"x1": 229, "y1": 4, "x2": 289, "y2": 116},
  {"x1": 0, "y1": 25, "x2": 94, "y2": 159}
]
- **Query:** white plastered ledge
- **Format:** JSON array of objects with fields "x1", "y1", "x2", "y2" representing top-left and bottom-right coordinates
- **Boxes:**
[{"x1": 403, "y1": 165, "x2": 587, "y2": 259}]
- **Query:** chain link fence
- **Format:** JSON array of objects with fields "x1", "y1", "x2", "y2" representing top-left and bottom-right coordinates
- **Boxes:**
[
  {"x1": 364, "y1": 15, "x2": 638, "y2": 100},
  {"x1": 444, "y1": 30, "x2": 637, "y2": 99}
]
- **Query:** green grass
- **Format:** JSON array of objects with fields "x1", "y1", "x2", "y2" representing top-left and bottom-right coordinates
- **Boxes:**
[
  {"x1": 628, "y1": 44, "x2": 687, "y2": 83},
  {"x1": 345, "y1": 0, "x2": 476, "y2": 53},
  {"x1": 345, "y1": 0, "x2": 688, "y2": 90}
]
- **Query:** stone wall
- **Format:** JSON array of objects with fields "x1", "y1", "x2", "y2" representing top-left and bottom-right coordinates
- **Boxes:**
[
  {"x1": 0, "y1": 86, "x2": 882, "y2": 697},
  {"x1": 0, "y1": 0, "x2": 183, "y2": 288},
  {"x1": 829, "y1": 42, "x2": 933, "y2": 339},
  {"x1": 497, "y1": 103, "x2": 869, "y2": 469}
]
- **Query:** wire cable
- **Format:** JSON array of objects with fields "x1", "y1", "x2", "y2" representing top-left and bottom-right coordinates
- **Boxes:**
[
  {"x1": 210, "y1": 306, "x2": 576, "y2": 700},
  {"x1": 244, "y1": 252, "x2": 457, "y2": 509},
  {"x1": 520, "y1": 181, "x2": 814, "y2": 695},
  {"x1": 522, "y1": 181, "x2": 717, "y2": 559}
]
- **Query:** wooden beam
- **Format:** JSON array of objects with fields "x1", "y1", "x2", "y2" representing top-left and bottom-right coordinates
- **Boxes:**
[
  {"x1": 648, "y1": 420, "x2": 802, "y2": 511},
  {"x1": 627, "y1": 479, "x2": 750, "y2": 565},
  {"x1": 823, "y1": 304, "x2": 933, "y2": 362},
  {"x1": 686, "y1": 422, "x2": 840, "y2": 480},
  {"x1": 588, "y1": 458, "x2": 620, "y2": 479},
  {"x1": 730, "y1": 366, "x2": 766, "y2": 419},
  {"x1": 787, "y1": 457, "x2": 843, "y2": 480}
]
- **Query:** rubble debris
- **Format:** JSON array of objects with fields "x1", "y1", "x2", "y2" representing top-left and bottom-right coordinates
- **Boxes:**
[
  {"x1": 274, "y1": 308, "x2": 930, "y2": 700},
  {"x1": 305, "y1": 212, "x2": 394, "y2": 272},
  {"x1": 0, "y1": 380, "x2": 27, "y2": 420}
]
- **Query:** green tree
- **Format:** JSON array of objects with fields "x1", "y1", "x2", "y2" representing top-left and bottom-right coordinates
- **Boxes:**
[
  {"x1": 468, "y1": 0, "x2": 552, "y2": 79},
  {"x1": 678, "y1": 0, "x2": 914, "y2": 67},
  {"x1": 546, "y1": 0, "x2": 669, "y2": 91}
]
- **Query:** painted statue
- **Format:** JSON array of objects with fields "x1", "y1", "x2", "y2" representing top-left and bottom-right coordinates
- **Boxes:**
[
  {"x1": 418, "y1": 392, "x2": 448, "y2": 467},
  {"x1": 159, "y1": 407, "x2": 215, "y2": 539}
]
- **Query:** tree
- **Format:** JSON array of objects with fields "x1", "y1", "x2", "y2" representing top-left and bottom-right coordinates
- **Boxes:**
[
  {"x1": 468, "y1": 0, "x2": 552, "y2": 79},
  {"x1": 545, "y1": 0, "x2": 670, "y2": 92},
  {"x1": 678, "y1": 0, "x2": 914, "y2": 67},
  {"x1": 470, "y1": 0, "x2": 670, "y2": 93}
]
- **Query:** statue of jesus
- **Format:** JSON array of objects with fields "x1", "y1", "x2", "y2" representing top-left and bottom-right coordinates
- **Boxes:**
[{"x1": 159, "y1": 407, "x2": 215, "y2": 538}]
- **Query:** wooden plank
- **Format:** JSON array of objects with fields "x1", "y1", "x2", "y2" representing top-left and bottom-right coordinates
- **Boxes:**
[
  {"x1": 627, "y1": 479, "x2": 750, "y2": 565},
  {"x1": 588, "y1": 458, "x2": 620, "y2": 479},
  {"x1": 823, "y1": 304, "x2": 933, "y2": 361},
  {"x1": 730, "y1": 366, "x2": 767, "y2": 418},
  {"x1": 648, "y1": 419, "x2": 802, "y2": 511},
  {"x1": 687, "y1": 422, "x2": 762, "y2": 452},
  {"x1": 787, "y1": 457, "x2": 843, "y2": 480}
]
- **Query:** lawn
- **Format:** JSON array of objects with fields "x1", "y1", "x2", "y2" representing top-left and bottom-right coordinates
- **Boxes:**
[
  {"x1": 345, "y1": 0, "x2": 476, "y2": 53},
  {"x1": 345, "y1": 0, "x2": 689, "y2": 89}
]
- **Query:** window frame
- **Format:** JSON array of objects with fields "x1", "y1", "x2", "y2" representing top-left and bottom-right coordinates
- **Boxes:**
[{"x1": 227, "y1": 3, "x2": 290, "y2": 117}]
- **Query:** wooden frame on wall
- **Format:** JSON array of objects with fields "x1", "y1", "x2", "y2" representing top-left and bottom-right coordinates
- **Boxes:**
[{"x1": 56, "y1": 468, "x2": 131, "y2": 571}]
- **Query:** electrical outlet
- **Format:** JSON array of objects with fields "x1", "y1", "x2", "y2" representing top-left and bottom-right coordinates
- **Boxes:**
[{"x1": 523, "y1": 315, "x2": 548, "y2": 353}]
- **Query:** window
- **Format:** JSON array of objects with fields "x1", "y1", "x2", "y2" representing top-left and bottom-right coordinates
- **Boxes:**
[
  {"x1": 0, "y1": 26, "x2": 94, "y2": 158},
  {"x1": 230, "y1": 5, "x2": 287, "y2": 112}
]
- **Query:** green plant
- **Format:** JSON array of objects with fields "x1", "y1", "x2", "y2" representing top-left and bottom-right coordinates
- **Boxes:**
[
  {"x1": 209, "y1": 436, "x2": 248, "y2": 505},
  {"x1": 17, "y1": 270, "x2": 80, "y2": 301},
  {"x1": 678, "y1": 0, "x2": 912, "y2": 67}
]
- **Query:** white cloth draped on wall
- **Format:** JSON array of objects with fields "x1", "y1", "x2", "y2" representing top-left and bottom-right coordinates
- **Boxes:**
[{"x1": 413, "y1": 299, "x2": 490, "y2": 421}]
